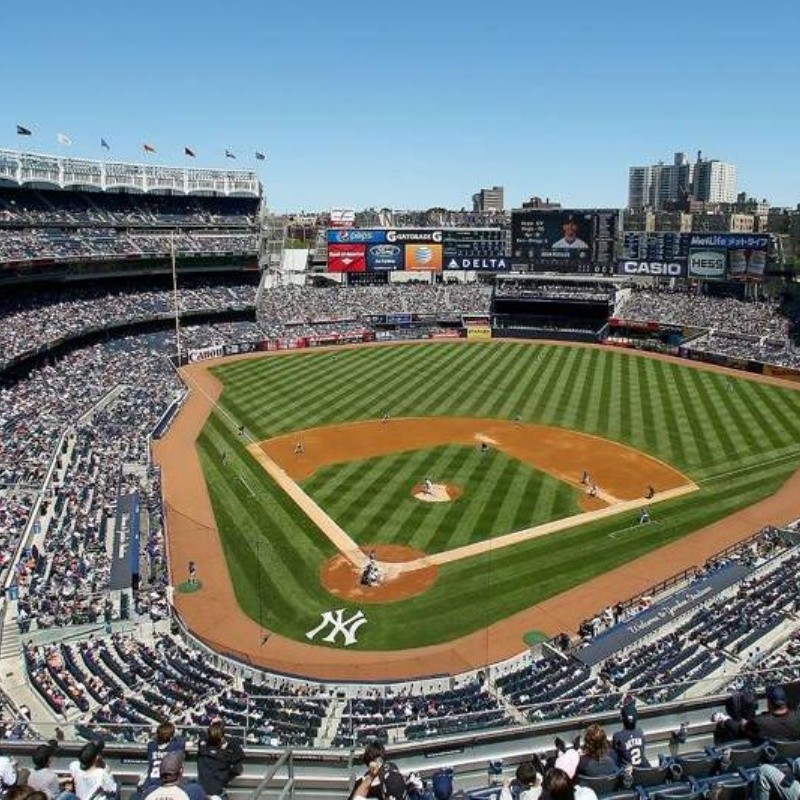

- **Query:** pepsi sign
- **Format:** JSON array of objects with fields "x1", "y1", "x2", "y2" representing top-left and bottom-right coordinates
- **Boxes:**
[{"x1": 327, "y1": 228, "x2": 386, "y2": 244}]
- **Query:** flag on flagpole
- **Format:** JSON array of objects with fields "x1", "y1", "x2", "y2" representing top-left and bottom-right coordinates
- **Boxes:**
[
  {"x1": 184, "y1": 147, "x2": 196, "y2": 158},
  {"x1": 225, "y1": 149, "x2": 236, "y2": 159},
  {"x1": 57, "y1": 133, "x2": 73, "y2": 146},
  {"x1": 101, "y1": 138, "x2": 110, "y2": 151},
  {"x1": 143, "y1": 143, "x2": 156, "y2": 154},
  {"x1": 255, "y1": 151, "x2": 266, "y2": 161},
  {"x1": 16, "y1": 125, "x2": 32, "y2": 136}
]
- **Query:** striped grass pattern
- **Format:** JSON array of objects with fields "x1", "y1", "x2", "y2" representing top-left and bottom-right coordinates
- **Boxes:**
[{"x1": 196, "y1": 343, "x2": 800, "y2": 649}]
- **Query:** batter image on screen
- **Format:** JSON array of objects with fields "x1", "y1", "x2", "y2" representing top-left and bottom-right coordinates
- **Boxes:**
[{"x1": 552, "y1": 215, "x2": 589, "y2": 250}]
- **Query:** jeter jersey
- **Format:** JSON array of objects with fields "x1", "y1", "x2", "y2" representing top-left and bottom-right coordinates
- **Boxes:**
[{"x1": 612, "y1": 727, "x2": 647, "y2": 766}]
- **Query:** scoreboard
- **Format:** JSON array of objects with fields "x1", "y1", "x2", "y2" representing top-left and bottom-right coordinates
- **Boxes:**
[
  {"x1": 622, "y1": 232, "x2": 690, "y2": 262},
  {"x1": 511, "y1": 209, "x2": 619, "y2": 273}
]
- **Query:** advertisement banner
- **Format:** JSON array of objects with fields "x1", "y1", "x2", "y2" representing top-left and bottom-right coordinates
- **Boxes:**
[
  {"x1": 688, "y1": 248, "x2": 727, "y2": 280},
  {"x1": 327, "y1": 229, "x2": 386, "y2": 244},
  {"x1": 688, "y1": 233, "x2": 769, "y2": 251},
  {"x1": 615, "y1": 260, "x2": 688, "y2": 278},
  {"x1": 386, "y1": 229, "x2": 443, "y2": 243},
  {"x1": 328, "y1": 243, "x2": 366, "y2": 273},
  {"x1": 366, "y1": 242, "x2": 404, "y2": 271},
  {"x1": 466, "y1": 325, "x2": 492, "y2": 340},
  {"x1": 187, "y1": 344, "x2": 225, "y2": 362},
  {"x1": 330, "y1": 209, "x2": 356, "y2": 228},
  {"x1": 729, "y1": 248, "x2": 767, "y2": 280},
  {"x1": 405, "y1": 243, "x2": 443, "y2": 271},
  {"x1": 444, "y1": 255, "x2": 509, "y2": 271}
]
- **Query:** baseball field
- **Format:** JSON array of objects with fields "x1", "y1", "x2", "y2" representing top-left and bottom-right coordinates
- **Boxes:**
[{"x1": 158, "y1": 341, "x2": 800, "y2": 673}]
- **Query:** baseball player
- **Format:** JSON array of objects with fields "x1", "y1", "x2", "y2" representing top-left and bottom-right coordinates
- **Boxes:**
[
  {"x1": 294, "y1": 442, "x2": 304, "y2": 455},
  {"x1": 581, "y1": 470, "x2": 590, "y2": 485},
  {"x1": 639, "y1": 507, "x2": 651, "y2": 525},
  {"x1": 645, "y1": 485, "x2": 655, "y2": 499},
  {"x1": 424, "y1": 478, "x2": 433, "y2": 495}
]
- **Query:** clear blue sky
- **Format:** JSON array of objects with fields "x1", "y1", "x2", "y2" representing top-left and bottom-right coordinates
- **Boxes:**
[{"x1": 1, "y1": 0, "x2": 798, "y2": 212}]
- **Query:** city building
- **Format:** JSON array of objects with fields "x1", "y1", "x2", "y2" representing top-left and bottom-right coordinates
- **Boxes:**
[
  {"x1": 521, "y1": 195, "x2": 561, "y2": 210},
  {"x1": 472, "y1": 186, "x2": 504, "y2": 212},
  {"x1": 628, "y1": 151, "x2": 737, "y2": 210}
]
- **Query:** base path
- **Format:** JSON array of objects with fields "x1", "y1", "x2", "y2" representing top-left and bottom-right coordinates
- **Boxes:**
[{"x1": 156, "y1": 342, "x2": 800, "y2": 681}]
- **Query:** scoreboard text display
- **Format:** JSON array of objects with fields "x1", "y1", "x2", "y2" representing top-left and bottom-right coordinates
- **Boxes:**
[{"x1": 511, "y1": 209, "x2": 618, "y2": 273}]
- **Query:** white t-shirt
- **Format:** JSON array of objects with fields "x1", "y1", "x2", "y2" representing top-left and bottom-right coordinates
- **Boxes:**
[
  {"x1": 0, "y1": 756, "x2": 17, "y2": 787},
  {"x1": 69, "y1": 761, "x2": 118, "y2": 800},
  {"x1": 552, "y1": 237, "x2": 589, "y2": 250}
]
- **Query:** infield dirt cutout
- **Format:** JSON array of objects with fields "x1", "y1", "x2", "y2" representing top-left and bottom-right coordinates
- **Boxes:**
[
  {"x1": 248, "y1": 417, "x2": 698, "y2": 584},
  {"x1": 411, "y1": 482, "x2": 462, "y2": 503}
]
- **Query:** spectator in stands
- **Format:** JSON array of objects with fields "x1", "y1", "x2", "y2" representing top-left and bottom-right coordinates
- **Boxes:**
[
  {"x1": 712, "y1": 690, "x2": 758, "y2": 745},
  {"x1": 612, "y1": 702, "x2": 648, "y2": 767},
  {"x1": 68, "y1": 742, "x2": 118, "y2": 800},
  {"x1": 136, "y1": 722, "x2": 186, "y2": 800},
  {"x1": 1, "y1": 747, "x2": 22, "y2": 793},
  {"x1": 500, "y1": 758, "x2": 544, "y2": 800},
  {"x1": 744, "y1": 686, "x2": 800, "y2": 743},
  {"x1": 577, "y1": 724, "x2": 617, "y2": 778},
  {"x1": 351, "y1": 741, "x2": 388, "y2": 799},
  {"x1": 545, "y1": 757, "x2": 598, "y2": 800},
  {"x1": 196, "y1": 721, "x2": 244, "y2": 798},
  {"x1": 755, "y1": 757, "x2": 800, "y2": 800},
  {"x1": 27, "y1": 743, "x2": 77, "y2": 800},
  {"x1": 142, "y1": 753, "x2": 205, "y2": 800}
]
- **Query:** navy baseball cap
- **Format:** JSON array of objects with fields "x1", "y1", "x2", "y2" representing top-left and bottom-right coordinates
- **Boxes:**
[
  {"x1": 621, "y1": 702, "x2": 638, "y2": 725},
  {"x1": 767, "y1": 685, "x2": 788, "y2": 707}
]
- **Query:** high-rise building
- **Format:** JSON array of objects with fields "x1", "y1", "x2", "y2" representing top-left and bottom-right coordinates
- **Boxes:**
[
  {"x1": 628, "y1": 151, "x2": 736, "y2": 210},
  {"x1": 472, "y1": 186, "x2": 504, "y2": 212},
  {"x1": 692, "y1": 157, "x2": 738, "y2": 204}
]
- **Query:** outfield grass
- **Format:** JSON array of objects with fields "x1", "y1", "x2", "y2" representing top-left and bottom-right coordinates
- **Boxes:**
[
  {"x1": 302, "y1": 445, "x2": 581, "y2": 553},
  {"x1": 196, "y1": 342, "x2": 800, "y2": 649}
]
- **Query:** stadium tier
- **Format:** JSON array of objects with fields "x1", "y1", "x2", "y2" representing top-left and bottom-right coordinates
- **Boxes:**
[{"x1": 2, "y1": 205, "x2": 800, "y2": 800}]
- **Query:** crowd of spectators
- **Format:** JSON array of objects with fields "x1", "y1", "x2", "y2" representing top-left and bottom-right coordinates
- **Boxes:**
[
  {"x1": 495, "y1": 281, "x2": 615, "y2": 303},
  {"x1": 687, "y1": 331, "x2": 800, "y2": 369},
  {"x1": 0, "y1": 229, "x2": 258, "y2": 264},
  {"x1": 258, "y1": 284, "x2": 491, "y2": 323},
  {"x1": 0, "y1": 278, "x2": 257, "y2": 367},
  {"x1": 616, "y1": 286, "x2": 787, "y2": 338},
  {"x1": 0, "y1": 188, "x2": 258, "y2": 229}
]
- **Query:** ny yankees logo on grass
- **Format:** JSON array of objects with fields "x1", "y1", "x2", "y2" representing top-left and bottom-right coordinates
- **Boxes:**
[{"x1": 306, "y1": 608, "x2": 367, "y2": 646}]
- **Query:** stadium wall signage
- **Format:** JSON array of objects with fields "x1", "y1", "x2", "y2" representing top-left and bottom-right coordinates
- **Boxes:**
[
  {"x1": 688, "y1": 249, "x2": 727, "y2": 280},
  {"x1": 615, "y1": 260, "x2": 687, "y2": 277}
]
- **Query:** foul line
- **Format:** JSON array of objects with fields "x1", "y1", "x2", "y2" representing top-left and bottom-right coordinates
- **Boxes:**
[
  {"x1": 246, "y1": 435, "x2": 698, "y2": 575},
  {"x1": 699, "y1": 449, "x2": 800, "y2": 485},
  {"x1": 609, "y1": 520, "x2": 663, "y2": 539}
]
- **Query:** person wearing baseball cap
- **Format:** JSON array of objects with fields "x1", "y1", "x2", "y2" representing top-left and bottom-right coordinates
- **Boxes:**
[
  {"x1": 141, "y1": 753, "x2": 205, "y2": 800},
  {"x1": 552, "y1": 215, "x2": 589, "y2": 250},
  {"x1": 745, "y1": 685, "x2": 800, "y2": 743},
  {"x1": 612, "y1": 702, "x2": 648, "y2": 768},
  {"x1": 68, "y1": 741, "x2": 118, "y2": 800}
]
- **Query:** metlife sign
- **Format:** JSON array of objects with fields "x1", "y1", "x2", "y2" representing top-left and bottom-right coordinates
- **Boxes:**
[
  {"x1": 688, "y1": 233, "x2": 770, "y2": 251},
  {"x1": 615, "y1": 260, "x2": 687, "y2": 278}
]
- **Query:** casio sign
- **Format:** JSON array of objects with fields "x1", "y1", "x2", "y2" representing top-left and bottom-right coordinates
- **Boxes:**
[
  {"x1": 621, "y1": 261, "x2": 684, "y2": 276},
  {"x1": 689, "y1": 250, "x2": 726, "y2": 278}
]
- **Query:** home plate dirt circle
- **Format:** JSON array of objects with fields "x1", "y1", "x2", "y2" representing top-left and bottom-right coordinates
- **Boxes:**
[
  {"x1": 320, "y1": 544, "x2": 438, "y2": 603},
  {"x1": 411, "y1": 482, "x2": 463, "y2": 503}
]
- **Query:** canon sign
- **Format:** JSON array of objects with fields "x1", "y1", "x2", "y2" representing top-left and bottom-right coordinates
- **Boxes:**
[
  {"x1": 617, "y1": 260, "x2": 686, "y2": 277},
  {"x1": 688, "y1": 249, "x2": 726, "y2": 280}
]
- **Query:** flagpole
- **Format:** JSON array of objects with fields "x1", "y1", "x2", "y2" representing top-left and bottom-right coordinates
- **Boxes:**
[{"x1": 171, "y1": 232, "x2": 182, "y2": 365}]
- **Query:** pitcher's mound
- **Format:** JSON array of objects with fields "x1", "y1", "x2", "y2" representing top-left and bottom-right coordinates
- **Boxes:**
[
  {"x1": 411, "y1": 482, "x2": 463, "y2": 503},
  {"x1": 320, "y1": 544, "x2": 438, "y2": 603}
]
